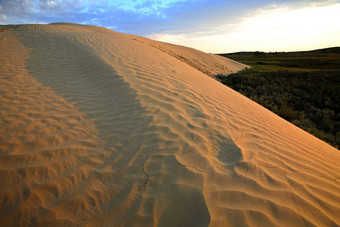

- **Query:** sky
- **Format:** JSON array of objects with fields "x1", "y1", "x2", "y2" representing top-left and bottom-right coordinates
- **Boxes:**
[{"x1": 1, "y1": 0, "x2": 339, "y2": 53}]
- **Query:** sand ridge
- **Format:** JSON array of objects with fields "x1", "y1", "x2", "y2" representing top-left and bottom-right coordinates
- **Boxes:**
[
  {"x1": 127, "y1": 34, "x2": 249, "y2": 77},
  {"x1": 0, "y1": 23, "x2": 340, "y2": 226}
]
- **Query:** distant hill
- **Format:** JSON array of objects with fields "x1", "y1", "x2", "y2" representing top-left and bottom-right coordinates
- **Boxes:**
[
  {"x1": 218, "y1": 47, "x2": 340, "y2": 71},
  {"x1": 220, "y1": 47, "x2": 340, "y2": 56}
]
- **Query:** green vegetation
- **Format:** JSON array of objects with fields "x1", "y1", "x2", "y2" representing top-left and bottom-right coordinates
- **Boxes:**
[{"x1": 218, "y1": 47, "x2": 340, "y2": 149}]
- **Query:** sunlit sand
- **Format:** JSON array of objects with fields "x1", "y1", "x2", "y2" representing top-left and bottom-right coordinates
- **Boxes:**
[{"x1": 0, "y1": 23, "x2": 339, "y2": 226}]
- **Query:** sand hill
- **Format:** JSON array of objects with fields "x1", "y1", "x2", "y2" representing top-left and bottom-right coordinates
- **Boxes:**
[{"x1": 0, "y1": 23, "x2": 339, "y2": 226}]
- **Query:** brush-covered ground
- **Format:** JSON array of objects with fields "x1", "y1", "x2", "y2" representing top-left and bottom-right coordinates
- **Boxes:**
[{"x1": 218, "y1": 47, "x2": 340, "y2": 148}]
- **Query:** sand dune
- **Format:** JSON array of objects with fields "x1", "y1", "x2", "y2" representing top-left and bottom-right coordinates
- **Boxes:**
[
  {"x1": 127, "y1": 35, "x2": 248, "y2": 77},
  {"x1": 0, "y1": 23, "x2": 339, "y2": 226}
]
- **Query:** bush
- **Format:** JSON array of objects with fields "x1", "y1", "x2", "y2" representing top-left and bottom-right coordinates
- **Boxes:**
[{"x1": 221, "y1": 69, "x2": 340, "y2": 148}]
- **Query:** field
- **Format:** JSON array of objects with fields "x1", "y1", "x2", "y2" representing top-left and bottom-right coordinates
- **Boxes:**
[{"x1": 219, "y1": 47, "x2": 340, "y2": 148}]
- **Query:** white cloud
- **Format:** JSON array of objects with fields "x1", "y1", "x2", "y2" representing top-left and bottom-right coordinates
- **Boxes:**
[
  {"x1": 113, "y1": 0, "x2": 188, "y2": 15},
  {"x1": 147, "y1": 2, "x2": 340, "y2": 53}
]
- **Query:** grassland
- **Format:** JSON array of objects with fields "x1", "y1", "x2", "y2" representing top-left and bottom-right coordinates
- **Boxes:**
[{"x1": 218, "y1": 47, "x2": 340, "y2": 148}]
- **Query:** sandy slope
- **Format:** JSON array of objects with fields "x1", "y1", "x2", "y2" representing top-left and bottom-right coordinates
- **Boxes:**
[
  {"x1": 127, "y1": 35, "x2": 248, "y2": 76},
  {"x1": 0, "y1": 23, "x2": 339, "y2": 227}
]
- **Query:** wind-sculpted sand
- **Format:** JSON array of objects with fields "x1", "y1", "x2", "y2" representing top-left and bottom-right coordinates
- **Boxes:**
[{"x1": 0, "y1": 23, "x2": 339, "y2": 226}]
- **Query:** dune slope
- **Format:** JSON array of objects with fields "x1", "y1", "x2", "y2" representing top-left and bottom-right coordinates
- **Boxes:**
[
  {"x1": 0, "y1": 24, "x2": 339, "y2": 227},
  {"x1": 127, "y1": 34, "x2": 248, "y2": 76}
]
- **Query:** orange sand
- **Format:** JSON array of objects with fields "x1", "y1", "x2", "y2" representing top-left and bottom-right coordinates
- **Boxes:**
[{"x1": 0, "y1": 23, "x2": 339, "y2": 226}]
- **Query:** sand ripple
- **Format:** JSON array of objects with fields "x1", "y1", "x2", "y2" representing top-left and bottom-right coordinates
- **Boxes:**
[{"x1": 0, "y1": 24, "x2": 340, "y2": 226}]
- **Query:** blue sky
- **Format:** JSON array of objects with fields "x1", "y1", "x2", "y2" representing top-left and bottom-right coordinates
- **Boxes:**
[{"x1": 1, "y1": 0, "x2": 339, "y2": 52}]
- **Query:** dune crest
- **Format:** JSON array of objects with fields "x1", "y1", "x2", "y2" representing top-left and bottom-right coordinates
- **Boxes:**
[
  {"x1": 127, "y1": 35, "x2": 248, "y2": 76},
  {"x1": 0, "y1": 24, "x2": 339, "y2": 226}
]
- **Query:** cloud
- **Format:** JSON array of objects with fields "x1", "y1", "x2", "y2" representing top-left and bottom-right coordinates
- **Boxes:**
[
  {"x1": 0, "y1": 0, "x2": 87, "y2": 24},
  {"x1": 113, "y1": 0, "x2": 188, "y2": 15},
  {"x1": 147, "y1": 1, "x2": 340, "y2": 52},
  {"x1": 149, "y1": 0, "x2": 340, "y2": 36},
  {"x1": 1, "y1": 0, "x2": 339, "y2": 52},
  {"x1": 0, "y1": 0, "x2": 192, "y2": 26}
]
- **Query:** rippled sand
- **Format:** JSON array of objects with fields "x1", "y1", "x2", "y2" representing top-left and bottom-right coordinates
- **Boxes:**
[{"x1": 0, "y1": 23, "x2": 339, "y2": 226}]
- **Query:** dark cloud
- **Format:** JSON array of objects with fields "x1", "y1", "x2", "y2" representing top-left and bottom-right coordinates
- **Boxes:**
[{"x1": 0, "y1": 0, "x2": 87, "y2": 24}]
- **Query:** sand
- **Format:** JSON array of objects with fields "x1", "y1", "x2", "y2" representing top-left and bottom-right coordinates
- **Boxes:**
[{"x1": 0, "y1": 23, "x2": 339, "y2": 226}]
